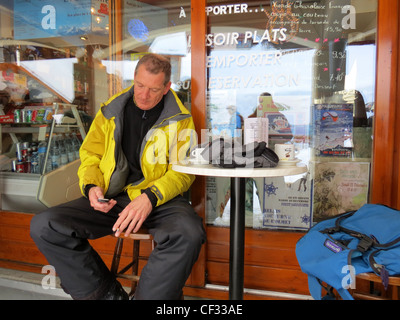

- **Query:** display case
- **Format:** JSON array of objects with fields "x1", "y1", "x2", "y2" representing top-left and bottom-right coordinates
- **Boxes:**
[{"x1": 0, "y1": 103, "x2": 86, "y2": 213}]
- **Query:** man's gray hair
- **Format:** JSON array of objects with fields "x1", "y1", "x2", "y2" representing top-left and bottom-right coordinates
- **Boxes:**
[{"x1": 135, "y1": 53, "x2": 171, "y2": 86}]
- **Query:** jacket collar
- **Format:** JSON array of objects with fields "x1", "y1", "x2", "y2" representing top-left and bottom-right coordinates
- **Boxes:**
[{"x1": 101, "y1": 85, "x2": 187, "y2": 124}]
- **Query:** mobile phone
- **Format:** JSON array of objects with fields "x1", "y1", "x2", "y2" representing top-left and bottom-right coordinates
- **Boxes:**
[{"x1": 98, "y1": 198, "x2": 110, "y2": 203}]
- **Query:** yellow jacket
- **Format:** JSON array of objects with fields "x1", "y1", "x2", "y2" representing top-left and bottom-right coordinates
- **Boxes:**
[{"x1": 78, "y1": 85, "x2": 196, "y2": 206}]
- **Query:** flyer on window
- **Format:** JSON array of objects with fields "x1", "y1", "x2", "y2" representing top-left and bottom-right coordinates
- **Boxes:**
[
  {"x1": 312, "y1": 161, "x2": 370, "y2": 222},
  {"x1": 312, "y1": 103, "x2": 354, "y2": 157},
  {"x1": 254, "y1": 172, "x2": 313, "y2": 231}
]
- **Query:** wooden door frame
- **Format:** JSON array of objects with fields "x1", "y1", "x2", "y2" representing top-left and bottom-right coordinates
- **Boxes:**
[
  {"x1": 371, "y1": 1, "x2": 400, "y2": 208},
  {"x1": 188, "y1": 0, "x2": 207, "y2": 287}
]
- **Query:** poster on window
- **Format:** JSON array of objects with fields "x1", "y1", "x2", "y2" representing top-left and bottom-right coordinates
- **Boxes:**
[
  {"x1": 254, "y1": 172, "x2": 313, "y2": 231},
  {"x1": 14, "y1": 0, "x2": 93, "y2": 39},
  {"x1": 312, "y1": 161, "x2": 370, "y2": 221},
  {"x1": 312, "y1": 103, "x2": 354, "y2": 157}
]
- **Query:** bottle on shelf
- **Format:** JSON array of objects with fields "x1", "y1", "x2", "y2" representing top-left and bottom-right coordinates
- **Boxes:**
[
  {"x1": 71, "y1": 132, "x2": 81, "y2": 160},
  {"x1": 65, "y1": 134, "x2": 76, "y2": 162},
  {"x1": 25, "y1": 148, "x2": 31, "y2": 173},
  {"x1": 49, "y1": 137, "x2": 61, "y2": 171},
  {"x1": 37, "y1": 140, "x2": 47, "y2": 174},
  {"x1": 30, "y1": 151, "x2": 39, "y2": 174},
  {"x1": 57, "y1": 134, "x2": 68, "y2": 166}
]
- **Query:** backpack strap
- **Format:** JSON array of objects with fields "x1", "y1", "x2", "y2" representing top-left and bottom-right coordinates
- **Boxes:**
[
  {"x1": 308, "y1": 275, "x2": 323, "y2": 300},
  {"x1": 336, "y1": 287, "x2": 355, "y2": 300},
  {"x1": 307, "y1": 275, "x2": 355, "y2": 300},
  {"x1": 321, "y1": 210, "x2": 378, "y2": 253}
]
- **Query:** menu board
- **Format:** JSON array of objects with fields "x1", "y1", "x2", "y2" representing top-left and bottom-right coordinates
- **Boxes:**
[{"x1": 264, "y1": 0, "x2": 353, "y2": 95}]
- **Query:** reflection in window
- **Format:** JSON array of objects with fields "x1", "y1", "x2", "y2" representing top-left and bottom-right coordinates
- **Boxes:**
[{"x1": 117, "y1": 1, "x2": 192, "y2": 109}]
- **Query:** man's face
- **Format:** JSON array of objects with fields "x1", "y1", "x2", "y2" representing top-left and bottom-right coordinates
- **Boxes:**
[{"x1": 134, "y1": 64, "x2": 171, "y2": 110}]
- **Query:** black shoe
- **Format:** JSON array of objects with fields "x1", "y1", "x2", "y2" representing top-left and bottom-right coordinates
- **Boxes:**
[{"x1": 101, "y1": 280, "x2": 129, "y2": 300}]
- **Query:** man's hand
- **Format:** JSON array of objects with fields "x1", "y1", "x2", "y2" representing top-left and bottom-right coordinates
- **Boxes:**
[
  {"x1": 88, "y1": 186, "x2": 116, "y2": 213},
  {"x1": 112, "y1": 193, "x2": 152, "y2": 237}
]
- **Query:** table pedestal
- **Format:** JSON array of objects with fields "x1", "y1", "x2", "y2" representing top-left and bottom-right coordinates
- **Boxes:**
[
  {"x1": 229, "y1": 177, "x2": 246, "y2": 300},
  {"x1": 171, "y1": 163, "x2": 307, "y2": 300}
]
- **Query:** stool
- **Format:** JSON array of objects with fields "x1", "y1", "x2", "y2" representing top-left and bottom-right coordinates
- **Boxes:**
[
  {"x1": 352, "y1": 273, "x2": 400, "y2": 300},
  {"x1": 110, "y1": 228, "x2": 155, "y2": 298}
]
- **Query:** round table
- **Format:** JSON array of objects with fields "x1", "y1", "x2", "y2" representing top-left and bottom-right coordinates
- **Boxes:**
[{"x1": 173, "y1": 162, "x2": 308, "y2": 300}]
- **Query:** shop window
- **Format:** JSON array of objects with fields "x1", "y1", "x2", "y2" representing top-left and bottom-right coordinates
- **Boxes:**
[
  {"x1": 0, "y1": 0, "x2": 192, "y2": 137},
  {"x1": 0, "y1": 0, "x2": 378, "y2": 223},
  {"x1": 0, "y1": 0, "x2": 192, "y2": 211},
  {"x1": 204, "y1": 0, "x2": 377, "y2": 230},
  {"x1": 0, "y1": 0, "x2": 108, "y2": 211},
  {"x1": 0, "y1": 0, "x2": 110, "y2": 119}
]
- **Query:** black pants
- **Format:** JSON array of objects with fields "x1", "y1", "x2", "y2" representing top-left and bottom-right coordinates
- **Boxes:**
[{"x1": 30, "y1": 193, "x2": 206, "y2": 300}]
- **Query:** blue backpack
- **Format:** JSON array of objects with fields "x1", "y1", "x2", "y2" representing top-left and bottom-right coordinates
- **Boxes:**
[{"x1": 296, "y1": 204, "x2": 400, "y2": 300}]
